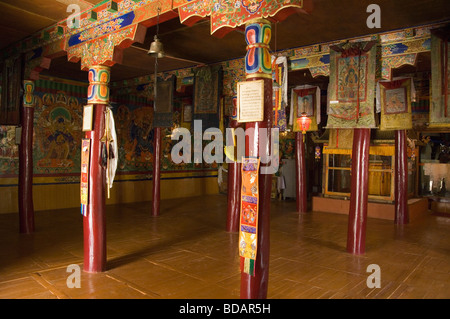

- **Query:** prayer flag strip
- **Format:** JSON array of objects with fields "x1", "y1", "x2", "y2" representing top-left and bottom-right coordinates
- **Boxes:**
[
  {"x1": 80, "y1": 138, "x2": 91, "y2": 216},
  {"x1": 239, "y1": 157, "x2": 260, "y2": 276}
]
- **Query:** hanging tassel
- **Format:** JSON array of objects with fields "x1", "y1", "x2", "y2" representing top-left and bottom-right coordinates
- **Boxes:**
[
  {"x1": 240, "y1": 257, "x2": 255, "y2": 276},
  {"x1": 81, "y1": 204, "x2": 87, "y2": 217},
  {"x1": 101, "y1": 142, "x2": 108, "y2": 168},
  {"x1": 244, "y1": 258, "x2": 255, "y2": 276}
]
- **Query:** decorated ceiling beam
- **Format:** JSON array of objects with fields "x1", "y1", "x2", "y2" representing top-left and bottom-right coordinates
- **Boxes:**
[
  {"x1": 1, "y1": 1, "x2": 179, "y2": 66},
  {"x1": 284, "y1": 23, "x2": 443, "y2": 80},
  {"x1": 65, "y1": 0, "x2": 178, "y2": 70},
  {"x1": 177, "y1": 0, "x2": 313, "y2": 38}
]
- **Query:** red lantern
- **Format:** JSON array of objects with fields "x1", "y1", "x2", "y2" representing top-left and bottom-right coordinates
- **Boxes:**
[{"x1": 296, "y1": 112, "x2": 311, "y2": 141}]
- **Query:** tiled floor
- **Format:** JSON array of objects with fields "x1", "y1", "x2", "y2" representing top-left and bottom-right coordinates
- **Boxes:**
[{"x1": 0, "y1": 194, "x2": 449, "y2": 299}]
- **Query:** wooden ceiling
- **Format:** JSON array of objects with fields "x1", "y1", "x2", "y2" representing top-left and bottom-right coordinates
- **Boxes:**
[{"x1": 2, "y1": 0, "x2": 450, "y2": 83}]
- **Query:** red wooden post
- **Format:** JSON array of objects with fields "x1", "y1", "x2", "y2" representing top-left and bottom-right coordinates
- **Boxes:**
[
  {"x1": 18, "y1": 80, "x2": 35, "y2": 234},
  {"x1": 226, "y1": 161, "x2": 241, "y2": 232},
  {"x1": 395, "y1": 130, "x2": 409, "y2": 224},
  {"x1": 152, "y1": 127, "x2": 162, "y2": 217},
  {"x1": 240, "y1": 19, "x2": 272, "y2": 299},
  {"x1": 83, "y1": 65, "x2": 109, "y2": 273},
  {"x1": 295, "y1": 132, "x2": 307, "y2": 213},
  {"x1": 347, "y1": 128, "x2": 370, "y2": 255}
]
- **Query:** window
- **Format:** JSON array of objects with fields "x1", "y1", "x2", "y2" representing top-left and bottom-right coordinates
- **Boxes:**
[{"x1": 324, "y1": 146, "x2": 395, "y2": 201}]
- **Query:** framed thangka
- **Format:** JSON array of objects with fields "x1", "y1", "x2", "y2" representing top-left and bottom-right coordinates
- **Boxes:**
[
  {"x1": 378, "y1": 78, "x2": 412, "y2": 130},
  {"x1": 429, "y1": 26, "x2": 450, "y2": 128},
  {"x1": 327, "y1": 41, "x2": 377, "y2": 129},
  {"x1": 290, "y1": 85, "x2": 321, "y2": 132}
]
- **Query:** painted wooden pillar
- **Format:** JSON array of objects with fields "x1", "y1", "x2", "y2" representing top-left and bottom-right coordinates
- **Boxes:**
[
  {"x1": 395, "y1": 130, "x2": 409, "y2": 224},
  {"x1": 18, "y1": 80, "x2": 35, "y2": 234},
  {"x1": 226, "y1": 115, "x2": 241, "y2": 233},
  {"x1": 347, "y1": 128, "x2": 370, "y2": 255},
  {"x1": 226, "y1": 161, "x2": 241, "y2": 232},
  {"x1": 295, "y1": 132, "x2": 307, "y2": 213},
  {"x1": 83, "y1": 65, "x2": 110, "y2": 273},
  {"x1": 152, "y1": 127, "x2": 161, "y2": 216},
  {"x1": 240, "y1": 19, "x2": 273, "y2": 299}
]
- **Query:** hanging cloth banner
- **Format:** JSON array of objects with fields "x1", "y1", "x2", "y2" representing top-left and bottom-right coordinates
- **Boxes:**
[
  {"x1": 272, "y1": 55, "x2": 288, "y2": 131},
  {"x1": 193, "y1": 65, "x2": 223, "y2": 131},
  {"x1": 80, "y1": 138, "x2": 91, "y2": 216},
  {"x1": 290, "y1": 85, "x2": 321, "y2": 132},
  {"x1": 327, "y1": 41, "x2": 377, "y2": 128},
  {"x1": 377, "y1": 78, "x2": 413, "y2": 130},
  {"x1": 325, "y1": 128, "x2": 354, "y2": 154},
  {"x1": 103, "y1": 107, "x2": 118, "y2": 198},
  {"x1": 429, "y1": 27, "x2": 450, "y2": 128},
  {"x1": 239, "y1": 157, "x2": 260, "y2": 276},
  {"x1": 153, "y1": 74, "x2": 175, "y2": 128}
]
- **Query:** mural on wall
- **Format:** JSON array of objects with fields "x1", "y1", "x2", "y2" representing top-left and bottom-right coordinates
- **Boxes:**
[
  {"x1": 0, "y1": 126, "x2": 19, "y2": 175},
  {"x1": 33, "y1": 90, "x2": 85, "y2": 174},
  {"x1": 113, "y1": 102, "x2": 154, "y2": 171}
]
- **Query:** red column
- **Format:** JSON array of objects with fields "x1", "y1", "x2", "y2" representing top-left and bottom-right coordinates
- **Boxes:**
[
  {"x1": 226, "y1": 161, "x2": 241, "y2": 232},
  {"x1": 152, "y1": 127, "x2": 161, "y2": 217},
  {"x1": 347, "y1": 128, "x2": 370, "y2": 255},
  {"x1": 240, "y1": 19, "x2": 273, "y2": 299},
  {"x1": 295, "y1": 132, "x2": 307, "y2": 213},
  {"x1": 83, "y1": 65, "x2": 109, "y2": 273},
  {"x1": 83, "y1": 103, "x2": 107, "y2": 272},
  {"x1": 395, "y1": 130, "x2": 409, "y2": 224},
  {"x1": 18, "y1": 83, "x2": 35, "y2": 233}
]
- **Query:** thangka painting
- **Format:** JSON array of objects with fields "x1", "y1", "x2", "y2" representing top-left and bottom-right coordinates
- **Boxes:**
[
  {"x1": 153, "y1": 74, "x2": 175, "y2": 128},
  {"x1": 113, "y1": 103, "x2": 154, "y2": 171},
  {"x1": 290, "y1": 85, "x2": 320, "y2": 132},
  {"x1": 429, "y1": 27, "x2": 450, "y2": 128},
  {"x1": 378, "y1": 78, "x2": 412, "y2": 130},
  {"x1": 33, "y1": 90, "x2": 84, "y2": 174},
  {"x1": 239, "y1": 157, "x2": 260, "y2": 276},
  {"x1": 327, "y1": 41, "x2": 377, "y2": 128},
  {"x1": 0, "y1": 125, "x2": 19, "y2": 175},
  {"x1": 193, "y1": 65, "x2": 223, "y2": 131},
  {"x1": 272, "y1": 56, "x2": 287, "y2": 131},
  {"x1": 0, "y1": 56, "x2": 22, "y2": 125}
]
